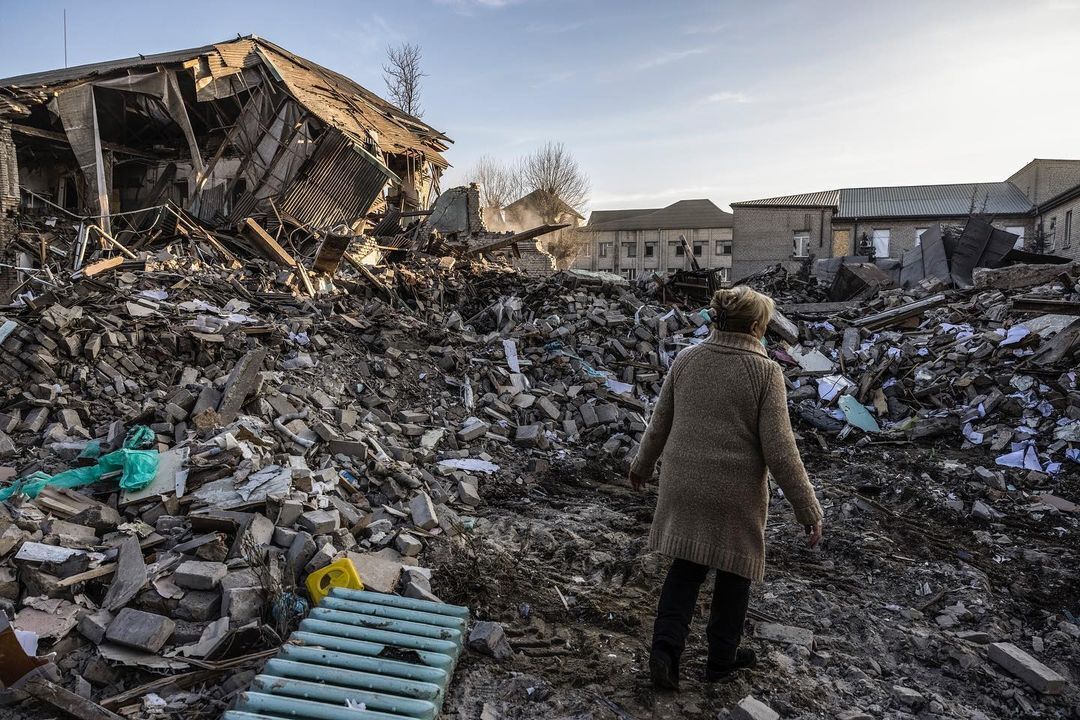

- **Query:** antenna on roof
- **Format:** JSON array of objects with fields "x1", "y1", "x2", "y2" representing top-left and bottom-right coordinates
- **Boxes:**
[{"x1": 63, "y1": 9, "x2": 68, "y2": 68}]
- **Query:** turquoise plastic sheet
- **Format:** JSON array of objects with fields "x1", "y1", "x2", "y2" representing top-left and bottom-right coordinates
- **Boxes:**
[{"x1": 0, "y1": 426, "x2": 159, "y2": 501}]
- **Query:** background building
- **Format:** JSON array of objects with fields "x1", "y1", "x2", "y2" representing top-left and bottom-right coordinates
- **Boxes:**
[
  {"x1": 730, "y1": 159, "x2": 1080, "y2": 280},
  {"x1": 574, "y1": 199, "x2": 733, "y2": 281}
]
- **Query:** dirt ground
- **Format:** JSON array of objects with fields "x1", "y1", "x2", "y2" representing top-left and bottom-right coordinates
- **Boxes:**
[{"x1": 430, "y1": 443, "x2": 1080, "y2": 719}]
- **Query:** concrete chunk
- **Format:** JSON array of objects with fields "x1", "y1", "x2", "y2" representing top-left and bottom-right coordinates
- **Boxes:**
[
  {"x1": 731, "y1": 695, "x2": 779, "y2": 720},
  {"x1": 754, "y1": 622, "x2": 814, "y2": 649},
  {"x1": 105, "y1": 608, "x2": 175, "y2": 653},
  {"x1": 173, "y1": 561, "x2": 228, "y2": 590},
  {"x1": 298, "y1": 509, "x2": 340, "y2": 535},
  {"x1": 468, "y1": 620, "x2": 513, "y2": 660},
  {"x1": 988, "y1": 642, "x2": 1067, "y2": 694},
  {"x1": 409, "y1": 492, "x2": 439, "y2": 530}
]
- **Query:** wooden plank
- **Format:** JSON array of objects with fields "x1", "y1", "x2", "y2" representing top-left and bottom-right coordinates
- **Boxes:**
[
  {"x1": 850, "y1": 294, "x2": 948, "y2": 331},
  {"x1": 1011, "y1": 297, "x2": 1080, "y2": 315},
  {"x1": 76, "y1": 256, "x2": 124, "y2": 278},
  {"x1": 25, "y1": 677, "x2": 125, "y2": 720},
  {"x1": 241, "y1": 217, "x2": 297, "y2": 267},
  {"x1": 55, "y1": 563, "x2": 116, "y2": 589}
]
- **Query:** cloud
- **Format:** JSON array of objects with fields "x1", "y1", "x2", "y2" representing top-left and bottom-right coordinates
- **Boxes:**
[
  {"x1": 704, "y1": 91, "x2": 752, "y2": 104},
  {"x1": 434, "y1": 0, "x2": 518, "y2": 10},
  {"x1": 635, "y1": 47, "x2": 707, "y2": 70},
  {"x1": 525, "y1": 19, "x2": 592, "y2": 33},
  {"x1": 683, "y1": 21, "x2": 728, "y2": 35}
]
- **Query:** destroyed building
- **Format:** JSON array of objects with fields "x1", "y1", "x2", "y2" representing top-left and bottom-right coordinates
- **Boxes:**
[
  {"x1": 0, "y1": 36, "x2": 453, "y2": 301},
  {"x1": 730, "y1": 158, "x2": 1080, "y2": 280},
  {"x1": 575, "y1": 199, "x2": 734, "y2": 282}
]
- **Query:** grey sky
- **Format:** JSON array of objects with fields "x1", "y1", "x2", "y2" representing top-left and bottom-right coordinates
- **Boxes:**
[{"x1": 2, "y1": 0, "x2": 1079, "y2": 212}]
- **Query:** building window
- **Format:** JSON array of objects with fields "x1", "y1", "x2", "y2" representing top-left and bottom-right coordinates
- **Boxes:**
[
  {"x1": 717, "y1": 267, "x2": 730, "y2": 283},
  {"x1": 1047, "y1": 218, "x2": 1057, "y2": 251},
  {"x1": 644, "y1": 242, "x2": 656, "y2": 258},
  {"x1": 1006, "y1": 225, "x2": 1026, "y2": 250},
  {"x1": 1065, "y1": 211, "x2": 1073, "y2": 249},
  {"x1": 625, "y1": 242, "x2": 637, "y2": 258},
  {"x1": 582, "y1": 242, "x2": 592, "y2": 256},
  {"x1": 717, "y1": 241, "x2": 732, "y2": 256},
  {"x1": 693, "y1": 241, "x2": 704, "y2": 257},
  {"x1": 620, "y1": 268, "x2": 637, "y2": 280},
  {"x1": 872, "y1": 229, "x2": 891, "y2": 257},
  {"x1": 599, "y1": 242, "x2": 611, "y2": 258},
  {"x1": 793, "y1": 231, "x2": 810, "y2": 258},
  {"x1": 915, "y1": 228, "x2": 929, "y2": 245},
  {"x1": 674, "y1": 243, "x2": 685, "y2": 257}
]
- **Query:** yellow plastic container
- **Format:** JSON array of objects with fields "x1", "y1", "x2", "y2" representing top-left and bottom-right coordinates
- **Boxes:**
[{"x1": 305, "y1": 557, "x2": 364, "y2": 605}]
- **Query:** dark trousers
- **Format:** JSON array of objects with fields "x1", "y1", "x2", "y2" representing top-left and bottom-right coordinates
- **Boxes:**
[{"x1": 651, "y1": 558, "x2": 751, "y2": 670}]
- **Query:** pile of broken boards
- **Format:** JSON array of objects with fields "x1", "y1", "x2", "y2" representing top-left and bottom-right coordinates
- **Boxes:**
[{"x1": 0, "y1": 251, "x2": 718, "y2": 716}]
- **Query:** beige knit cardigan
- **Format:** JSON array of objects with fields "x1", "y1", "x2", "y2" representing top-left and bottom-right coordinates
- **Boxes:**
[{"x1": 631, "y1": 330, "x2": 823, "y2": 581}]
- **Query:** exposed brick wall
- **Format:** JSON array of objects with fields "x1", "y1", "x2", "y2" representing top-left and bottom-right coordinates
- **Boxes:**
[
  {"x1": 1008, "y1": 160, "x2": 1080, "y2": 205},
  {"x1": 731, "y1": 206, "x2": 833, "y2": 280},
  {"x1": 1036, "y1": 198, "x2": 1080, "y2": 262},
  {"x1": 0, "y1": 120, "x2": 17, "y2": 214}
]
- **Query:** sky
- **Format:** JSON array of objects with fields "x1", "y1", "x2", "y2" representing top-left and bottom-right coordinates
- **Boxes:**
[{"x1": 2, "y1": 0, "x2": 1080, "y2": 214}]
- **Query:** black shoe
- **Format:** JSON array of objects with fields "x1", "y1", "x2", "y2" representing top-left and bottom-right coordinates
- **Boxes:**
[
  {"x1": 649, "y1": 650, "x2": 680, "y2": 691},
  {"x1": 705, "y1": 647, "x2": 757, "y2": 682}
]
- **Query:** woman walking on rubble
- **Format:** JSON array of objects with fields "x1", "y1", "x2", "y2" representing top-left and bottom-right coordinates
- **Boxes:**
[{"x1": 629, "y1": 286, "x2": 824, "y2": 689}]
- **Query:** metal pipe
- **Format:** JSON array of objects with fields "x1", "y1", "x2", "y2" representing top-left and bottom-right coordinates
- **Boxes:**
[
  {"x1": 287, "y1": 633, "x2": 454, "y2": 674},
  {"x1": 298, "y1": 618, "x2": 460, "y2": 658},
  {"x1": 308, "y1": 607, "x2": 462, "y2": 643},
  {"x1": 257, "y1": 665, "x2": 440, "y2": 709},
  {"x1": 329, "y1": 588, "x2": 470, "y2": 619},
  {"x1": 235, "y1": 692, "x2": 405, "y2": 720},
  {"x1": 320, "y1": 597, "x2": 466, "y2": 631}
]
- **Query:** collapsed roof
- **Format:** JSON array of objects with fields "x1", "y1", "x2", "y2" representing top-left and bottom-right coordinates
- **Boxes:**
[{"x1": 0, "y1": 36, "x2": 452, "y2": 235}]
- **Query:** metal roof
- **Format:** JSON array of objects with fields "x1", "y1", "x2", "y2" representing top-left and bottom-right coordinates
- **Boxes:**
[
  {"x1": 584, "y1": 199, "x2": 732, "y2": 231},
  {"x1": 837, "y1": 182, "x2": 1032, "y2": 219},
  {"x1": 587, "y1": 208, "x2": 657, "y2": 226},
  {"x1": 731, "y1": 190, "x2": 840, "y2": 208},
  {"x1": 732, "y1": 182, "x2": 1034, "y2": 219}
]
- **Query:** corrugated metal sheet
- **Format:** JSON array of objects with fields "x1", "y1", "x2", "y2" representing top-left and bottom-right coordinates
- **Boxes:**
[
  {"x1": 730, "y1": 190, "x2": 840, "y2": 208},
  {"x1": 277, "y1": 129, "x2": 397, "y2": 229},
  {"x1": 838, "y1": 182, "x2": 1032, "y2": 219}
]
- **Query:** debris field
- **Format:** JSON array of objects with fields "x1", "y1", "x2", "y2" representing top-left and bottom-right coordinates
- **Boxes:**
[{"x1": 0, "y1": 34, "x2": 1076, "y2": 720}]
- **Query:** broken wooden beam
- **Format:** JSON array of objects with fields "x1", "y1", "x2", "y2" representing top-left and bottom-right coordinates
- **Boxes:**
[
  {"x1": 1009, "y1": 296, "x2": 1080, "y2": 315},
  {"x1": 850, "y1": 293, "x2": 948, "y2": 331},
  {"x1": 24, "y1": 677, "x2": 125, "y2": 720},
  {"x1": 241, "y1": 218, "x2": 297, "y2": 268}
]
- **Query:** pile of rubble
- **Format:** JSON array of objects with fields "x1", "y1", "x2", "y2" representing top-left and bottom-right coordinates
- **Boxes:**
[{"x1": 0, "y1": 209, "x2": 1077, "y2": 718}]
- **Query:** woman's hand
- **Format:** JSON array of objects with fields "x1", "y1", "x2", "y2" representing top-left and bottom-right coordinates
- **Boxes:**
[
  {"x1": 628, "y1": 469, "x2": 647, "y2": 491},
  {"x1": 804, "y1": 521, "x2": 823, "y2": 548}
]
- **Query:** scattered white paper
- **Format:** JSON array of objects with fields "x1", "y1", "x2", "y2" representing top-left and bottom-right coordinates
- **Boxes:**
[
  {"x1": 818, "y1": 375, "x2": 855, "y2": 402},
  {"x1": 605, "y1": 379, "x2": 634, "y2": 395}
]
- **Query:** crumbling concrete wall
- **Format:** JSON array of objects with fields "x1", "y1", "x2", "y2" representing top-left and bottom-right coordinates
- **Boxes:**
[{"x1": 732, "y1": 205, "x2": 833, "y2": 279}]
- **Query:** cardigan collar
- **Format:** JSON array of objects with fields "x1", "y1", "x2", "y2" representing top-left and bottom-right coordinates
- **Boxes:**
[{"x1": 704, "y1": 329, "x2": 767, "y2": 357}]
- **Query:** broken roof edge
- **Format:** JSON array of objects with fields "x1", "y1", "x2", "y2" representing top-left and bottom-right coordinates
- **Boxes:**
[{"x1": 0, "y1": 35, "x2": 453, "y2": 161}]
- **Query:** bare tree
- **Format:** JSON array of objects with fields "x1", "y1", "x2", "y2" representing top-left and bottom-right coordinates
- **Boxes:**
[
  {"x1": 466, "y1": 156, "x2": 524, "y2": 209},
  {"x1": 544, "y1": 226, "x2": 590, "y2": 270},
  {"x1": 383, "y1": 43, "x2": 426, "y2": 117},
  {"x1": 521, "y1": 141, "x2": 590, "y2": 223}
]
